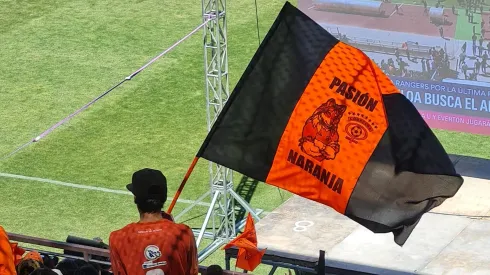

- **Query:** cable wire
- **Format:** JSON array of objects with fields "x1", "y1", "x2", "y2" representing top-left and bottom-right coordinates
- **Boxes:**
[{"x1": 0, "y1": 18, "x2": 212, "y2": 162}]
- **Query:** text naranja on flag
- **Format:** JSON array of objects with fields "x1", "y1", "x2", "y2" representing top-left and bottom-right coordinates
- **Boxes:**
[{"x1": 197, "y1": 2, "x2": 463, "y2": 246}]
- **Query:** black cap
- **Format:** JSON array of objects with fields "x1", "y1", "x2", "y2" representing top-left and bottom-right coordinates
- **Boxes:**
[{"x1": 126, "y1": 168, "x2": 167, "y2": 203}]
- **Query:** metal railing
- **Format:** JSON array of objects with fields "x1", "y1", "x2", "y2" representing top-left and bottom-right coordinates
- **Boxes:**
[{"x1": 7, "y1": 232, "x2": 249, "y2": 275}]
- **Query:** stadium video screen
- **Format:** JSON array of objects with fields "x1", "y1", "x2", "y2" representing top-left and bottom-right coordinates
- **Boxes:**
[{"x1": 299, "y1": 0, "x2": 490, "y2": 136}]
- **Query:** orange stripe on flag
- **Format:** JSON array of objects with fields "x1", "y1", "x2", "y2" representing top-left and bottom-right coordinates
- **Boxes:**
[{"x1": 265, "y1": 42, "x2": 397, "y2": 214}]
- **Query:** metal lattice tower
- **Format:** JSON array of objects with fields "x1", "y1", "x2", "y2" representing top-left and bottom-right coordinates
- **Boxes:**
[
  {"x1": 172, "y1": 0, "x2": 262, "y2": 262},
  {"x1": 197, "y1": 0, "x2": 236, "y2": 261}
]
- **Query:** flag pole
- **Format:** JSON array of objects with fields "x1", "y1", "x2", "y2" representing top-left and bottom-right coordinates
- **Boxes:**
[{"x1": 167, "y1": 156, "x2": 200, "y2": 214}]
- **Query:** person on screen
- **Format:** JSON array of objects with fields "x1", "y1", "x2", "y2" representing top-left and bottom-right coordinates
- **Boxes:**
[
  {"x1": 459, "y1": 51, "x2": 466, "y2": 68},
  {"x1": 388, "y1": 58, "x2": 395, "y2": 68},
  {"x1": 482, "y1": 53, "x2": 488, "y2": 74},
  {"x1": 421, "y1": 57, "x2": 427, "y2": 73},
  {"x1": 479, "y1": 36, "x2": 484, "y2": 56},
  {"x1": 405, "y1": 47, "x2": 411, "y2": 61},
  {"x1": 109, "y1": 168, "x2": 198, "y2": 275},
  {"x1": 398, "y1": 58, "x2": 408, "y2": 75},
  {"x1": 473, "y1": 34, "x2": 478, "y2": 55},
  {"x1": 462, "y1": 62, "x2": 469, "y2": 79},
  {"x1": 395, "y1": 4, "x2": 403, "y2": 14}
]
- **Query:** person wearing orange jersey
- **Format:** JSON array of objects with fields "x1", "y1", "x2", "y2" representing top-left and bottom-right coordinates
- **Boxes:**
[
  {"x1": 0, "y1": 226, "x2": 15, "y2": 275},
  {"x1": 109, "y1": 168, "x2": 198, "y2": 275}
]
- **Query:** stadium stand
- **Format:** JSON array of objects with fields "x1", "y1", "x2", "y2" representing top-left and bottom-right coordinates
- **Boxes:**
[{"x1": 7, "y1": 232, "x2": 248, "y2": 275}]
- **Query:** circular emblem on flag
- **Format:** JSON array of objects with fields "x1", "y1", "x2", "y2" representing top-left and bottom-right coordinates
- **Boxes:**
[
  {"x1": 345, "y1": 112, "x2": 377, "y2": 144},
  {"x1": 345, "y1": 122, "x2": 368, "y2": 144},
  {"x1": 144, "y1": 245, "x2": 162, "y2": 261}
]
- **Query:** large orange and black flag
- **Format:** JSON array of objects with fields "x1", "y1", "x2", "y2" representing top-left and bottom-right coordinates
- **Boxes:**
[{"x1": 197, "y1": 2, "x2": 463, "y2": 246}]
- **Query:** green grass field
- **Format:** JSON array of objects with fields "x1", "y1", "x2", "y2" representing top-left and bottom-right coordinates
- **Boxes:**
[
  {"x1": 1, "y1": 0, "x2": 490, "y2": 274},
  {"x1": 0, "y1": 0, "x2": 293, "y2": 273},
  {"x1": 454, "y1": 9, "x2": 483, "y2": 41}
]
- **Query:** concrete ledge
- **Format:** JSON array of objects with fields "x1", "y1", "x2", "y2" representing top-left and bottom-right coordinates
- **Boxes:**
[
  {"x1": 431, "y1": 176, "x2": 490, "y2": 217},
  {"x1": 450, "y1": 154, "x2": 490, "y2": 180},
  {"x1": 249, "y1": 154, "x2": 490, "y2": 274}
]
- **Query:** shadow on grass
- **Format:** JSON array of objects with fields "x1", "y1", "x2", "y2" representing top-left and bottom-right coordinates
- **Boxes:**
[
  {"x1": 186, "y1": 176, "x2": 260, "y2": 232},
  {"x1": 234, "y1": 175, "x2": 260, "y2": 223}
]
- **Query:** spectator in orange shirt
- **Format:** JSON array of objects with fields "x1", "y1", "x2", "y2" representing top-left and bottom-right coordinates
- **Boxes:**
[
  {"x1": 109, "y1": 168, "x2": 198, "y2": 275},
  {"x1": 0, "y1": 226, "x2": 15, "y2": 275}
]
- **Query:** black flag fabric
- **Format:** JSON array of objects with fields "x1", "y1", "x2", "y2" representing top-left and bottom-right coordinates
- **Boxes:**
[{"x1": 196, "y1": 2, "x2": 463, "y2": 246}]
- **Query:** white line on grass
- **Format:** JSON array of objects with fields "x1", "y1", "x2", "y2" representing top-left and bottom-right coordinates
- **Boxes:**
[
  {"x1": 0, "y1": 172, "x2": 272, "y2": 216},
  {"x1": 0, "y1": 172, "x2": 210, "y2": 206}
]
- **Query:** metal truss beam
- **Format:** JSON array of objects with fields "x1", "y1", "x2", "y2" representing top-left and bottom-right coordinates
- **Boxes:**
[
  {"x1": 196, "y1": 0, "x2": 235, "y2": 261},
  {"x1": 173, "y1": 0, "x2": 261, "y2": 263},
  {"x1": 195, "y1": 0, "x2": 261, "y2": 263}
]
